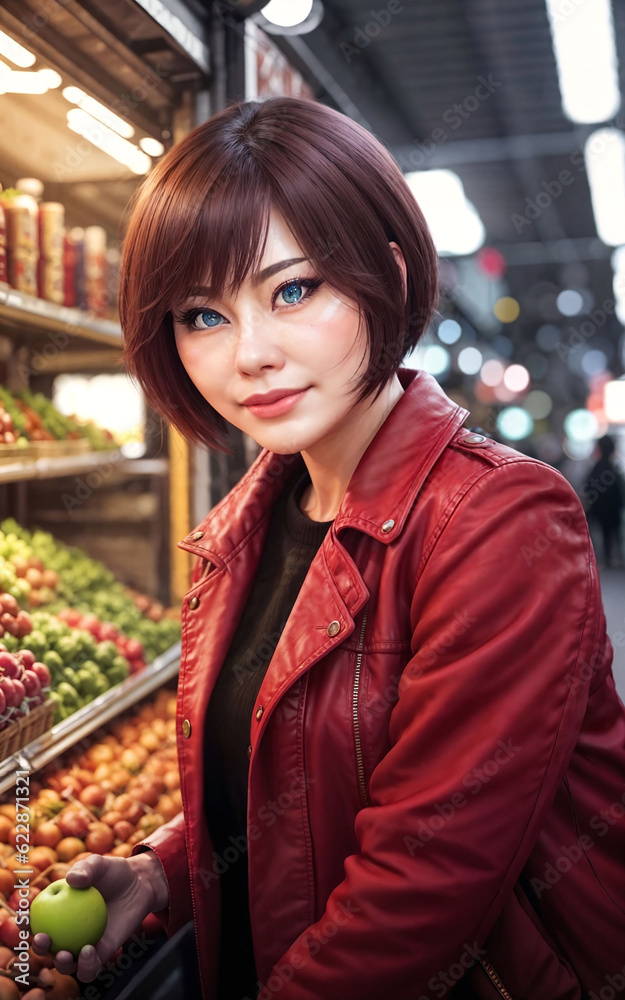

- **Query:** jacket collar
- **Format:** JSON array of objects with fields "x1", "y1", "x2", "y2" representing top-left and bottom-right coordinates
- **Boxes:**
[{"x1": 178, "y1": 367, "x2": 469, "y2": 565}]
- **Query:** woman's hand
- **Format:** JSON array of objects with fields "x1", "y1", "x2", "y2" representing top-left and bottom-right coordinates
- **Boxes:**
[{"x1": 31, "y1": 851, "x2": 168, "y2": 983}]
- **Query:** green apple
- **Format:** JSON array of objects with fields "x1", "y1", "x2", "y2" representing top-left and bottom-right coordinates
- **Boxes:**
[{"x1": 29, "y1": 879, "x2": 108, "y2": 956}]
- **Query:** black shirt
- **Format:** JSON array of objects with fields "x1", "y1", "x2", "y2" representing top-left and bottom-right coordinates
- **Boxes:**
[{"x1": 203, "y1": 468, "x2": 333, "y2": 1000}]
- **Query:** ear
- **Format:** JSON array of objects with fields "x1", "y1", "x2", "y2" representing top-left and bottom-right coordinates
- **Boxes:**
[{"x1": 389, "y1": 241, "x2": 407, "y2": 304}]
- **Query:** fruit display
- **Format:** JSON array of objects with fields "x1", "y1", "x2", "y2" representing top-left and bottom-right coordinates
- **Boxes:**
[
  {"x1": 0, "y1": 386, "x2": 118, "y2": 451},
  {"x1": 18, "y1": 390, "x2": 118, "y2": 450},
  {"x1": 0, "y1": 611, "x2": 130, "y2": 723},
  {"x1": 0, "y1": 522, "x2": 181, "y2": 664},
  {"x1": 0, "y1": 689, "x2": 179, "y2": 996}
]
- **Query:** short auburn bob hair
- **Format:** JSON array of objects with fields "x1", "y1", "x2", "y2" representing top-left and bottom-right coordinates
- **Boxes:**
[{"x1": 119, "y1": 96, "x2": 438, "y2": 453}]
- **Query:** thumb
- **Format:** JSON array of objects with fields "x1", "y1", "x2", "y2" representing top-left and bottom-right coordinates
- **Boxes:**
[{"x1": 67, "y1": 856, "x2": 103, "y2": 887}]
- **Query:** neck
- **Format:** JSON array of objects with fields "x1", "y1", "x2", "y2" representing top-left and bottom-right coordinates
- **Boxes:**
[{"x1": 298, "y1": 374, "x2": 405, "y2": 522}]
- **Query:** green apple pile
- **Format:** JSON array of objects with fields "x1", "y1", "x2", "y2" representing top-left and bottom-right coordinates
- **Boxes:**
[
  {"x1": 0, "y1": 521, "x2": 180, "y2": 663},
  {"x1": 0, "y1": 611, "x2": 130, "y2": 723}
]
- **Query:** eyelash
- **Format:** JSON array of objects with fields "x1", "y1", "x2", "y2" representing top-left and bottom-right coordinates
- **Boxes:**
[{"x1": 173, "y1": 275, "x2": 324, "y2": 332}]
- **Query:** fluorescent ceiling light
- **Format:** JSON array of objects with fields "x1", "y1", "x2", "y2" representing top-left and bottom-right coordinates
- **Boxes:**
[
  {"x1": 38, "y1": 69, "x2": 62, "y2": 89},
  {"x1": 405, "y1": 169, "x2": 485, "y2": 256},
  {"x1": 604, "y1": 380, "x2": 625, "y2": 423},
  {"x1": 584, "y1": 128, "x2": 625, "y2": 246},
  {"x1": 66, "y1": 108, "x2": 151, "y2": 175},
  {"x1": 63, "y1": 86, "x2": 135, "y2": 139},
  {"x1": 0, "y1": 64, "x2": 48, "y2": 94},
  {"x1": 545, "y1": 0, "x2": 620, "y2": 124},
  {"x1": 261, "y1": 0, "x2": 313, "y2": 27},
  {"x1": 139, "y1": 137, "x2": 165, "y2": 157},
  {"x1": 0, "y1": 29, "x2": 35, "y2": 68},
  {"x1": 611, "y1": 245, "x2": 625, "y2": 324}
]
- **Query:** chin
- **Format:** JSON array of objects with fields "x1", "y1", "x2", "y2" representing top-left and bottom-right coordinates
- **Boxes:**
[{"x1": 249, "y1": 426, "x2": 328, "y2": 456}]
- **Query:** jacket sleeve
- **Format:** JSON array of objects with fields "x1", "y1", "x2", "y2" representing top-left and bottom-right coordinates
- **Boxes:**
[
  {"x1": 268, "y1": 459, "x2": 610, "y2": 1000},
  {"x1": 131, "y1": 810, "x2": 193, "y2": 937}
]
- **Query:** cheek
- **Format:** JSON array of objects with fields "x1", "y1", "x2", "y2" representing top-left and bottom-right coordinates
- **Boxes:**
[
  {"x1": 175, "y1": 337, "x2": 223, "y2": 387},
  {"x1": 300, "y1": 294, "x2": 361, "y2": 354}
]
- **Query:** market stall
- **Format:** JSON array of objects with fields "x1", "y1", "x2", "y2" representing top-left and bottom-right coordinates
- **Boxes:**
[{"x1": 0, "y1": 1, "x2": 214, "y2": 994}]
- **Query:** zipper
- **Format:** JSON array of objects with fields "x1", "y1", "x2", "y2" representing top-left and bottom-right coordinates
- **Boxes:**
[
  {"x1": 352, "y1": 608, "x2": 371, "y2": 808},
  {"x1": 478, "y1": 956, "x2": 514, "y2": 999}
]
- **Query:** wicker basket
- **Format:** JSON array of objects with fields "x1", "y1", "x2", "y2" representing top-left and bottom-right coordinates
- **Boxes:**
[
  {"x1": 29, "y1": 439, "x2": 69, "y2": 458},
  {"x1": 0, "y1": 718, "x2": 24, "y2": 762},
  {"x1": 0, "y1": 443, "x2": 35, "y2": 465},
  {"x1": 18, "y1": 700, "x2": 55, "y2": 749}
]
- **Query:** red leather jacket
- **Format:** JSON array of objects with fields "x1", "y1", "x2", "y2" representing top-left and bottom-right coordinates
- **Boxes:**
[{"x1": 134, "y1": 366, "x2": 625, "y2": 1000}]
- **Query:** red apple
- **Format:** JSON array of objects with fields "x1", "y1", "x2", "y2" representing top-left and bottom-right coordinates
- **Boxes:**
[
  {"x1": 32, "y1": 662, "x2": 52, "y2": 687},
  {"x1": 124, "y1": 639, "x2": 144, "y2": 660},
  {"x1": 11, "y1": 679, "x2": 25, "y2": 706},
  {"x1": 21, "y1": 670, "x2": 41, "y2": 698},
  {"x1": 16, "y1": 649, "x2": 35, "y2": 669},
  {"x1": 0, "y1": 595, "x2": 19, "y2": 617},
  {"x1": 0, "y1": 653, "x2": 20, "y2": 678}
]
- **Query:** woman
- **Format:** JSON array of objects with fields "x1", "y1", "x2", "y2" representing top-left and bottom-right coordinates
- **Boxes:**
[{"x1": 34, "y1": 96, "x2": 625, "y2": 1000}]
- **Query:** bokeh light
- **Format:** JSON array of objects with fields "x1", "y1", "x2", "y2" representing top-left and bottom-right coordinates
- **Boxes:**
[
  {"x1": 437, "y1": 319, "x2": 462, "y2": 344},
  {"x1": 422, "y1": 344, "x2": 451, "y2": 376},
  {"x1": 525, "y1": 390, "x2": 553, "y2": 419},
  {"x1": 458, "y1": 346, "x2": 483, "y2": 374},
  {"x1": 496, "y1": 407, "x2": 534, "y2": 440},
  {"x1": 581, "y1": 349, "x2": 607, "y2": 375},
  {"x1": 480, "y1": 359, "x2": 506, "y2": 386},
  {"x1": 493, "y1": 297, "x2": 520, "y2": 323},
  {"x1": 535, "y1": 324, "x2": 562, "y2": 351},
  {"x1": 503, "y1": 364, "x2": 530, "y2": 392},
  {"x1": 563, "y1": 408, "x2": 599, "y2": 441},
  {"x1": 556, "y1": 289, "x2": 584, "y2": 316}
]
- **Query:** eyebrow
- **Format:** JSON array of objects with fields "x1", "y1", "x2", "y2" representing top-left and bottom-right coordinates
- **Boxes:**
[{"x1": 184, "y1": 257, "x2": 310, "y2": 300}]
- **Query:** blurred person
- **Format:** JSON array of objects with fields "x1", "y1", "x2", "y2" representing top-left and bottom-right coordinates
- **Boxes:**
[
  {"x1": 581, "y1": 434, "x2": 625, "y2": 568},
  {"x1": 33, "y1": 97, "x2": 625, "y2": 1000}
]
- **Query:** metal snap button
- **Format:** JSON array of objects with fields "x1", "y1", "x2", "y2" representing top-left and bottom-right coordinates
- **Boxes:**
[
  {"x1": 381, "y1": 519, "x2": 395, "y2": 533},
  {"x1": 462, "y1": 433, "x2": 486, "y2": 444},
  {"x1": 247, "y1": 745, "x2": 252, "y2": 759},
  {"x1": 182, "y1": 719, "x2": 192, "y2": 738},
  {"x1": 327, "y1": 621, "x2": 341, "y2": 637},
  {"x1": 188, "y1": 595, "x2": 200, "y2": 610},
  {"x1": 255, "y1": 706, "x2": 264, "y2": 722},
  {"x1": 192, "y1": 531, "x2": 204, "y2": 540}
]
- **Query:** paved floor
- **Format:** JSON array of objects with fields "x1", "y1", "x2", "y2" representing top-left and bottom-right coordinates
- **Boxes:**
[{"x1": 598, "y1": 565, "x2": 625, "y2": 703}]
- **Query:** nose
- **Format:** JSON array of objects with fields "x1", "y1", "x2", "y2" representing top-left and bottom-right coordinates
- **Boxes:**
[{"x1": 233, "y1": 310, "x2": 285, "y2": 375}]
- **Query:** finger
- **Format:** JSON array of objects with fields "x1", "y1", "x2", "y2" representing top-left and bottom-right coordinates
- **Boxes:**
[
  {"x1": 76, "y1": 943, "x2": 103, "y2": 983},
  {"x1": 54, "y1": 949, "x2": 77, "y2": 976},
  {"x1": 31, "y1": 932, "x2": 52, "y2": 955},
  {"x1": 67, "y1": 856, "x2": 102, "y2": 887},
  {"x1": 20, "y1": 990, "x2": 46, "y2": 1000}
]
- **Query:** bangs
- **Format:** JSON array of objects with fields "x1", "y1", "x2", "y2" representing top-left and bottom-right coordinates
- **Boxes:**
[{"x1": 167, "y1": 160, "x2": 274, "y2": 312}]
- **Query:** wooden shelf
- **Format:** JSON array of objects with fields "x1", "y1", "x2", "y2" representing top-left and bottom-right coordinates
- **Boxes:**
[
  {"x1": 0, "y1": 450, "x2": 169, "y2": 484},
  {"x1": 0, "y1": 286, "x2": 121, "y2": 347}
]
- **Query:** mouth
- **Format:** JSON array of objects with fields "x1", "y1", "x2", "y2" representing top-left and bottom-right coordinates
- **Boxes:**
[{"x1": 242, "y1": 387, "x2": 311, "y2": 417}]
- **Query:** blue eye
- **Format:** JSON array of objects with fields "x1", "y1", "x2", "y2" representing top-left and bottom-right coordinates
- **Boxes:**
[
  {"x1": 174, "y1": 308, "x2": 223, "y2": 331},
  {"x1": 196, "y1": 310, "x2": 221, "y2": 328},
  {"x1": 280, "y1": 282, "x2": 304, "y2": 305}
]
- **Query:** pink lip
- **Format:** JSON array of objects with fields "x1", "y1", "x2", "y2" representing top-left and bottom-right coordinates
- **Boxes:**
[{"x1": 243, "y1": 387, "x2": 310, "y2": 418}]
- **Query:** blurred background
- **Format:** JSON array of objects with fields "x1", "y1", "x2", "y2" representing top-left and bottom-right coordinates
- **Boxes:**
[
  {"x1": 0, "y1": 4, "x2": 621, "y2": 995},
  {"x1": 0, "y1": 0, "x2": 623, "y2": 690}
]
